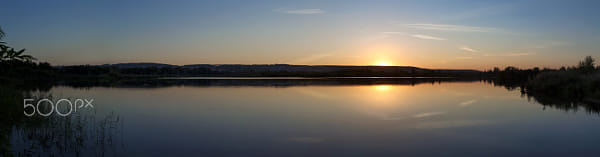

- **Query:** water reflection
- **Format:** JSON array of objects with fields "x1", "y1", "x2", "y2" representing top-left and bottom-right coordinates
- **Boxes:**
[
  {"x1": 373, "y1": 85, "x2": 392, "y2": 91},
  {"x1": 1, "y1": 77, "x2": 599, "y2": 156},
  {"x1": 0, "y1": 85, "x2": 123, "y2": 157},
  {"x1": 483, "y1": 79, "x2": 600, "y2": 114},
  {"x1": 13, "y1": 77, "x2": 600, "y2": 115}
]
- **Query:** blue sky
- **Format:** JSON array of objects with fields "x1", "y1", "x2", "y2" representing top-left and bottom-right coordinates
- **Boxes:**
[{"x1": 1, "y1": 0, "x2": 599, "y2": 69}]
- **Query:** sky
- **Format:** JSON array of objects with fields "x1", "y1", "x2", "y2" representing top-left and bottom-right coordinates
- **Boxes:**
[{"x1": 1, "y1": 0, "x2": 599, "y2": 70}]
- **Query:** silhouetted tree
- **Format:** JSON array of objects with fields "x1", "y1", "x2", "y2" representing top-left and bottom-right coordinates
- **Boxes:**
[
  {"x1": 0, "y1": 26, "x2": 7, "y2": 50},
  {"x1": 0, "y1": 27, "x2": 35, "y2": 63},
  {"x1": 0, "y1": 27, "x2": 4, "y2": 38},
  {"x1": 493, "y1": 67, "x2": 500, "y2": 73},
  {"x1": 1, "y1": 47, "x2": 35, "y2": 62},
  {"x1": 0, "y1": 26, "x2": 52, "y2": 81},
  {"x1": 533, "y1": 67, "x2": 540, "y2": 73},
  {"x1": 578, "y1": 56, "x2": 596, "y2": 74}
]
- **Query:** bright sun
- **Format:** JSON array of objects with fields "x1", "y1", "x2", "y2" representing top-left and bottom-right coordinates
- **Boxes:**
[
  {"x1": 374, "y1": 85, "x2": 391, "y2": 91},
  {"x1": 375, "y1": 62, "x2": 391, "y2": 66}
]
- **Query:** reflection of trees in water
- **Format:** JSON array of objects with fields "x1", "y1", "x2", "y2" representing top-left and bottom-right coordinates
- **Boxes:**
[
  {"x1": 521, "y1": 86, "x2": 600, "y2": 114},
  {"x1": 64, "y1": 78, "x2": 600, "y2": 114},
  {"x1": 523, "y1": 72, "x2": 600, "y2": 114},
  {"x1": 0, "y1": 86, "x2": 123, "y2": 157},
  {"x1": 524, "y1": 93, "x2": 600, "y2": 114},
  {"x1": 484, "y1": 77, "x2": 600, "y2": 114},
  {"x1": 59, "y1": 77, "x2": 482, "y2": 88},
  {"x1": 1, "y1": 77, "x2": 599, "y2": 155},
  {"x1": 16, "y1": 77, "x2": 600, "y2": 115}
]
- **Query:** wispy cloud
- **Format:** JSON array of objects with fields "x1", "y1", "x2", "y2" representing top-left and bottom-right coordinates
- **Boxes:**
[
  {"x1": 411, "y1": 34, "x2": 447, "y2": 41},
  {"x1": 404, "y1": 23, "x2": 498, "y2": 33},
  {"x1": 485, "y1": 52, "x2": 536, "y2": 57},
  {"x1": 412, "y1": 111, "x2": 446, "y2": 118},
  {"x1": 414, "y1": 120, "x2": 491, "y2": 129},
  {"x1": 458, "y1": 99, "x2": 477, "y2": 107},
  {"x1": 459, "y1": 46, "x2": 478, "y2": 52},
  {"x1": 382, "y1": 32, "x2": 447, "y2": 41},
  {"x1": 274, "y1": 8, "x2": 325, "y2": 14}
]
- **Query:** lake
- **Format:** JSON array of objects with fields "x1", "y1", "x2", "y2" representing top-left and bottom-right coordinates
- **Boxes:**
[{"x1": 3, "y1": 78, "x2": 600, "y2": 156}]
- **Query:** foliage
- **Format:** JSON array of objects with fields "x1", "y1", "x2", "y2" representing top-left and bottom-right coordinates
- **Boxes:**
[
  {"x1": 0, "y1": 47, "x2": 35, "y2": 62},
  {"x1": 578, "y1": 56, "x2": 596, "y2": 74},
  {"x1": 0, "y1": 27, "x2": 35, "y2": 63},
  {"x1": 486, "y1": 56, "x2": 600, "y2": 113},
  {"x1": 0, "y1": 27, "x2": 51, "y2": 81}
]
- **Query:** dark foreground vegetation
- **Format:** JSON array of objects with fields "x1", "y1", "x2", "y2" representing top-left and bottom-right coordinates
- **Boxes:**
[
  {"x1": 0, "y1": 84, "x2": 123, "y2": 157},
  {"x1": 484, "y1": 56, "x2": 600, "y2": 113},
  {"x1": 55, "y1": 63, "x2": 483, "y2": 78}
]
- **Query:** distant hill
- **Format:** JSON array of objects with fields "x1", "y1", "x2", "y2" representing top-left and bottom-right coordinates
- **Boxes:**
[
  {"x1": 182, "y1": 64, "x2": 478, "y2": 73},
  {"x1": 56, "y1": 63, "x2": 481, "y2": 77},
  {"x1": 102, "y1": 63, "x2": 480, "y2": 73},
  {"x1": 102, "y1": 63, "x2": 177, "y2": 69}
]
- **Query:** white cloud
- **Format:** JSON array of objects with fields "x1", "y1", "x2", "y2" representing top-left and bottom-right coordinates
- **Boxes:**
[
  {"x1": 459, "y1": 46, "x2": 478, "y2": 52},
  {"x1": 274, "y1": 8, "x2": 324, "y2": 14},
  {"x1": 412, "y1": 111, "x2": 446, "y2": 118},
  {"x1": 485, "y1": 52, "x2": 536, "y2": 57},
  {"x1": 458, "y1": 99, "x2": 477, "y2": 107},
  {"x1": 411, "y1": 34, "x2": 447, "y2": 41},
  {"x1": 404, "y1": 23, "x2": 498, "y2": 32}
]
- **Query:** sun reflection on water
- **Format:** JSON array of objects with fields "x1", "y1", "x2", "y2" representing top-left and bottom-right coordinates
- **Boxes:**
[{"x1": 374, "y1": 85, "x2": 392, "y2": 91}]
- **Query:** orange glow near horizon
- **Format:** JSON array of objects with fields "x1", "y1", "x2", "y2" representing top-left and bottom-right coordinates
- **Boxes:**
[
  {"x1": 365, "y1": 43, "x2": 402, "y2": 66},
  {"x1": 374, "y1": 85, "x2": 392, "y2": 91},
  {"x1": 367, "y1": 85, "x2": 400, "y2": 107},
  {"x1": 375, "y1": 61, "x2": 392, "y2": 66}
]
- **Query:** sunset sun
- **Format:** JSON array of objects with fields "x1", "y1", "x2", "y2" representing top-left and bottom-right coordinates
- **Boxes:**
[{"x1": 375, "y1": 61, "x2": 391, "y2": 66}]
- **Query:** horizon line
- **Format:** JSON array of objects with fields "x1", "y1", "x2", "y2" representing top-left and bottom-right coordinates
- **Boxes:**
[{"x1": 52, "y1": 62, "x2": 486, "y2": 71}]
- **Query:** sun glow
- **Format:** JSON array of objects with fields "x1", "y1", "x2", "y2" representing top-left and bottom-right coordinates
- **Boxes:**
[
  {"x1": 375, "y1": 61, "x2": 391, "y2": 66},
  {"x1": 374, "y1": 85, "x2": 392, "y2": 91},
  {"x1": 363, "y1": 85, "x2": 402, "y2": 107}
]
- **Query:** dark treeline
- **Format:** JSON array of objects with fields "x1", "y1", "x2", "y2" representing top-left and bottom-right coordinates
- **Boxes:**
[
  {"x1": 484, "y1": 56, "x2": 599, "y2": 90},
  {"x1": 484, "y1": 56, "x2": 599, "y2": 83},
  {"x1": 484, "y1": 56, "x2": 600, "y2": 113},
  {"x1": 54, "y1": 64, "x2": 483, "y2": 78},
  {"x1": 56, "y1": 65, "x2": 216, "y2": 78},
  {"x1": 55, "y1": 77, "x2": 481, "y2": 88}
]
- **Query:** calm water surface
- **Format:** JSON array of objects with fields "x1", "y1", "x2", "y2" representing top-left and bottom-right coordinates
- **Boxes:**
[{"x1": 7, "y1": 79, "x2": 600, "y2": 156}]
